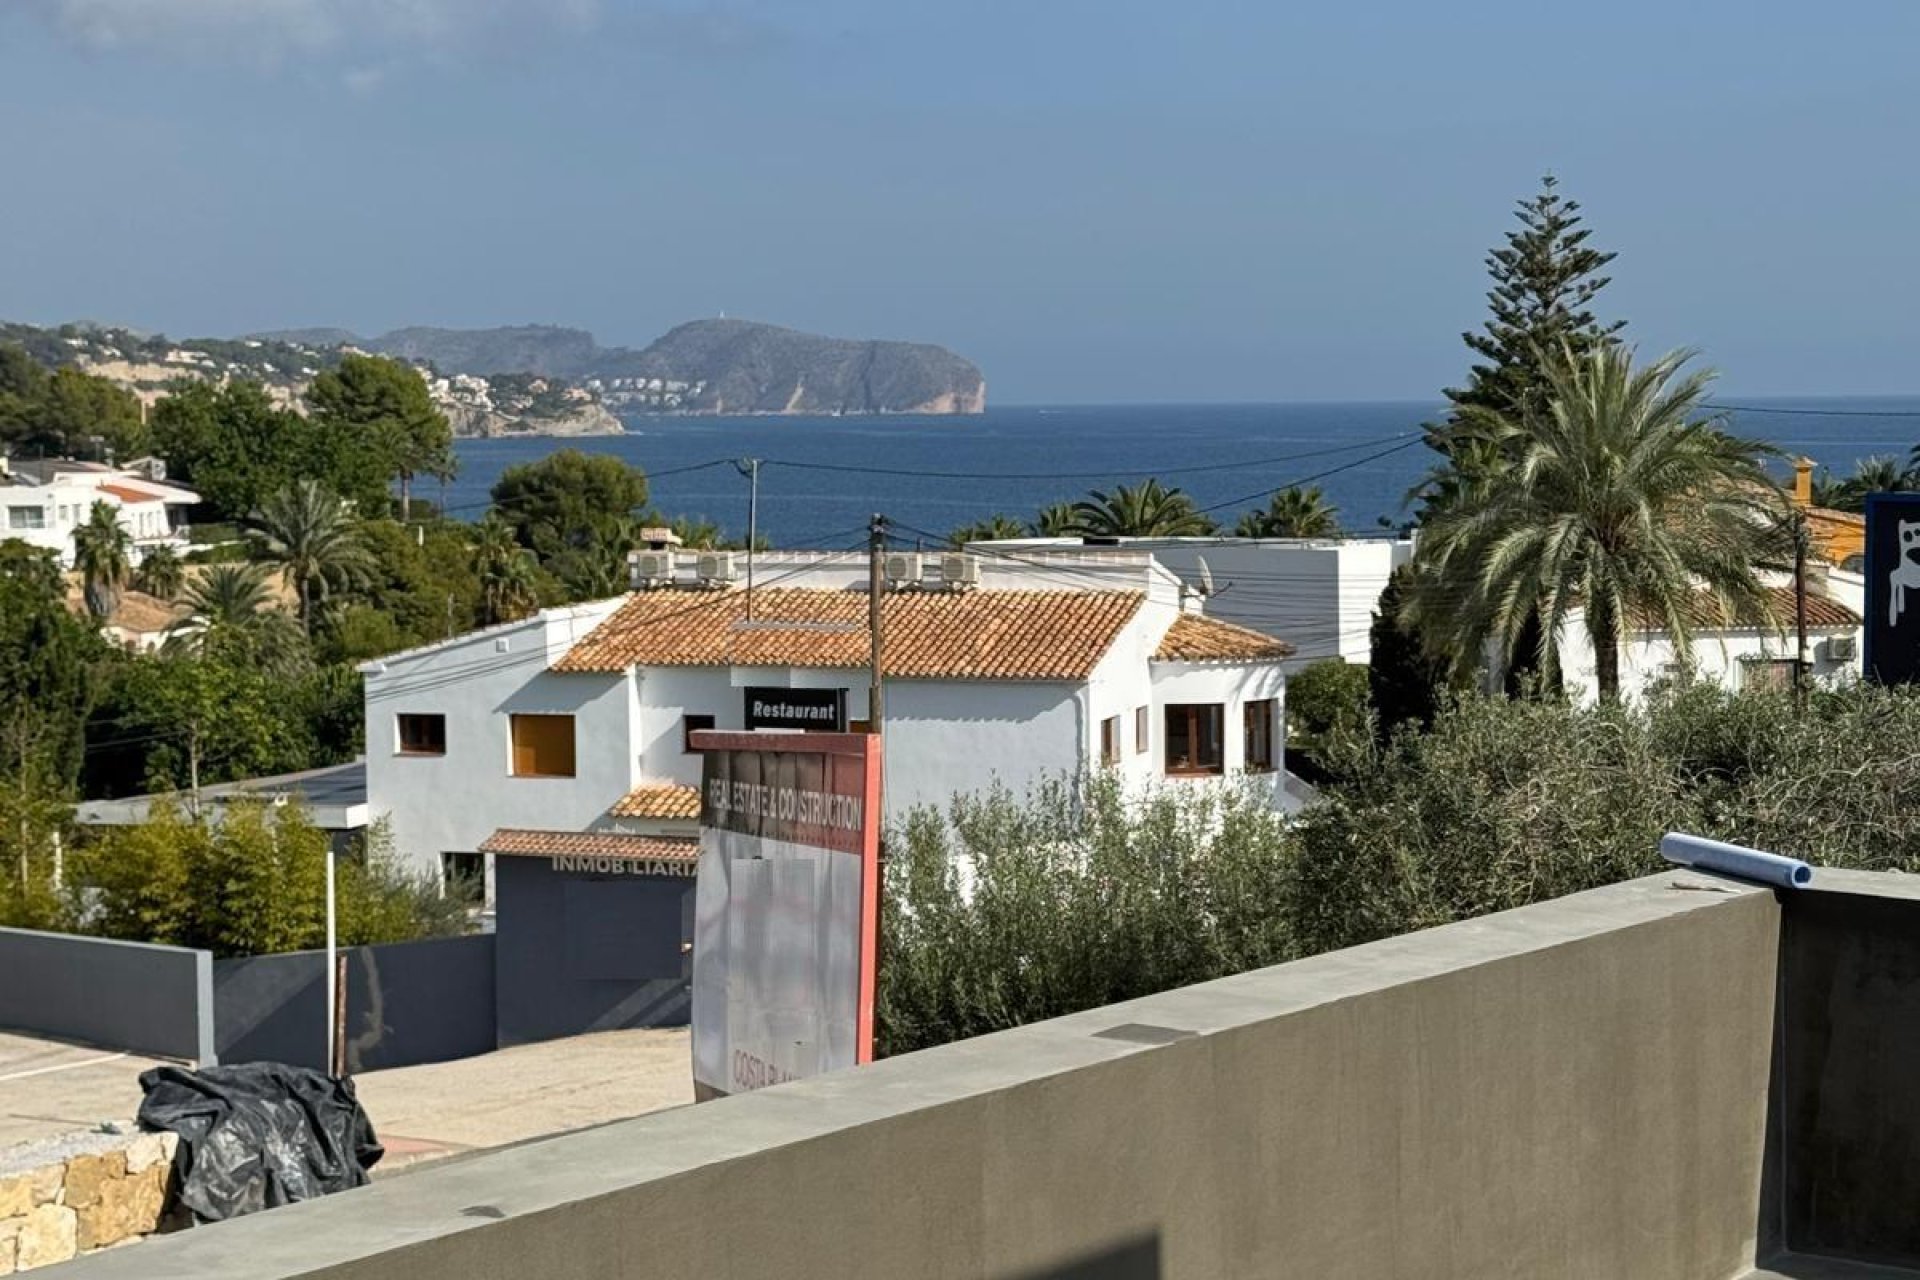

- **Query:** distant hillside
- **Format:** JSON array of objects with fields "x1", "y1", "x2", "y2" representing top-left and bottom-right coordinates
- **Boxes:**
[
  {"x1": 600, "y1": 319, "x2": 985, "y2": 415},
  {"x1": 248, "y1": 318, "x2": 987, "y2": 416}
]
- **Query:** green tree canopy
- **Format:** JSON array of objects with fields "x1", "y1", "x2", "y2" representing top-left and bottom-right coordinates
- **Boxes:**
[
  {"x1": 73, "y1": 500, "x2": 132, "y2": 621},
  {"x1": 1067, "y1": 479, "x2": 1217, "y2": 537},
  {"x1": 1405, "y1": 345, "x2": 1785, "y2": 702},
  {"x1": 949, "y1": 514, "x2": 1028, "y2": 545},
  {"x1": 1420, "y1": 175, "x2": 1625, "y2": 515},
  {"x1": 133, "y1": 545, "x2": 185, "y2": 601},
  {"x1": 306, "y1": 354, "x2": 454, "y2": 515},
  {"x1": 1234, "y1": 486, "x2": 1339, "y2": 538},
  {"x1": 252, "y1": 480, "x2": 376, "y2": 632},
  {"x1": 490, "y1": 449, "x2": 649, "y2": 556},
  {"x1": 149, "y1": 380, "x2": 311, "y2": 521},
  {"x1": 0, "y1": 348, "x2": 145, "y2": 460}
]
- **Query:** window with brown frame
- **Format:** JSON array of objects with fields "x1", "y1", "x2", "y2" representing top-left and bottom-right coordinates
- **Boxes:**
[
  {"x1": 1244, "y1": 698, "x2": 1278, "y2": 772},
  {"x1": 682, "y1": 713, "x2": 716, "y2": 753},
  {"x1": 510, "y1": 713, "x2": 576, "y2": 778},
  {"x1": 1100, "y1": 715, "x2": 1120, "y2": 766},
  {"x1": 1164, "y1": 703, "x2": 1224, "y2": 776},
  {"x1": 396, "y1": 713, "x2": 446, "y2": 756},
  {"x1": 1134, "y1": 705, "x2": 1149, "y2": 754}
]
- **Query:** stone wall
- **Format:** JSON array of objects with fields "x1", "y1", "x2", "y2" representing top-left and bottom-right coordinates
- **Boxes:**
[{"x1": 0, "y1": 1131, "x2": 178, "y2": 1273}]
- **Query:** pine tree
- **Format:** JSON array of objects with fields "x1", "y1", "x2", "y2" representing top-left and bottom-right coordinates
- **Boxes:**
[
  {"x1": 1423, "y1": 175, "x2": 1625, "y2": 489},
  {"x1": 1368, "y1": 566, "x2": 1447, "y2": 736}
]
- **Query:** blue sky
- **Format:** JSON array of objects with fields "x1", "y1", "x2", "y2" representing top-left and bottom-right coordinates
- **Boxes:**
[{"x1": 1, "y1": 0, "x2": 1915, "y2": 402}]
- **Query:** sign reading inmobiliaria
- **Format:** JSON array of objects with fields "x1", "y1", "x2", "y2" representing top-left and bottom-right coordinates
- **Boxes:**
[{"x1": 689, "y1": 730, "x2": 881, "y2": 1100}]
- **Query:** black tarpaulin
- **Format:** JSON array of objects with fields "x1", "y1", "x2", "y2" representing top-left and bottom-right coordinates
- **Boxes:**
[{"x1": 137, "y1": 1062, "x2": 384, "y2": 1223}]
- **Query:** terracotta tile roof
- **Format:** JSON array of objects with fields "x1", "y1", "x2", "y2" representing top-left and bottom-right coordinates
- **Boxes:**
[
  {"x1": 609, "y1": 783, "x2": 702, "y2": 820},
  {"x1": 97, "y1": 481, "x2": 163, "y2": 504},
  {"x1": 1627, "y1": 585, "x2": 1859, "y2": 632},
  {"x1": 555, "y1": 588, "x2": 1147, "y2": 680},
  {"x1": 63, "y1": 587, "x2": 185, "y2": 635},
  {"x1": 479, "y1": 829, "x2": 700, "y2": 862},
  {"x1": 1153, "y1": 614, "x2": 1295, "y2": 663}
]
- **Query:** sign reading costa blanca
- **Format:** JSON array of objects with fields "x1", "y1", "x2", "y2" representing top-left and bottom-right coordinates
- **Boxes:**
[
  {"x1": 742, "y1": 685, "x2": 848, "y2": 733},
  {"x1": 689, "y1": 730, "x2": 880, "y2": 1101}
]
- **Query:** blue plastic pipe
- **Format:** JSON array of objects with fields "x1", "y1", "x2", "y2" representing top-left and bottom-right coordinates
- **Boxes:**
[{"x1": 1659, "y1": 832, "x2": 1813, "y2": 890}]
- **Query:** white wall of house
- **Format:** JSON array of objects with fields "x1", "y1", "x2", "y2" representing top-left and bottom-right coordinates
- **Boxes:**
[
  {"x1": 362, "y1": 601, "x2": 627, "y2": 878},
  {"x1": 1551, "y1": 618, "x2": 1860, "y2": 706},
  {"x1": 975, "y1": 536, "x2": 1411, "y2": 667},
  {"x1": 1149, "y1": 660, "x2": 1290, "y2": 806},
  {"x1": 2, "y1": 470, "x2": 195, "y2": 567}
]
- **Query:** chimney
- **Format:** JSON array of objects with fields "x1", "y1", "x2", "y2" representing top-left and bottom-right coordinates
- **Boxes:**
[{"x1": 1791, "y1": 457, "x2": 1814, "y2": 509}]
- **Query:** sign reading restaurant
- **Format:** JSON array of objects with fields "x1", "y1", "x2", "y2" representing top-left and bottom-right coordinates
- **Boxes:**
[{"x1": 742, "y1": 686, "x2": 848, "y2": 733}]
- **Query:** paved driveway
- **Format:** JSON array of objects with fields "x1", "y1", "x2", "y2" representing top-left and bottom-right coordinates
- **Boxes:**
[
  {"x1": 0, "y1": 1032, "x2": 162, "y2": 1148},
  {"x1": 0, "y1": 1027, "x2": 693, "y2": 1171}
]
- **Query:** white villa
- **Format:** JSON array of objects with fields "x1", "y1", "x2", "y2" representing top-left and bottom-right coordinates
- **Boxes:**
[
  {"x1": 0, "y1": 457, "x2": 199, "y2": 567},
  {"x1": 361, "y1": 549, "x2": 1297, "y2": 893},
  {"x1": 1494, "y1": 569, "x2": 1864, "y2": 705}
]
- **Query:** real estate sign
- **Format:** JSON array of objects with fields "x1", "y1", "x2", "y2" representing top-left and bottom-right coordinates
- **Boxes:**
[
  {"x1": 689, "y1": 731, "x2": 880, "y2": 1099},
  {"x1": 1865, "y1": 493, "x2": 1920, "y2": 683}
]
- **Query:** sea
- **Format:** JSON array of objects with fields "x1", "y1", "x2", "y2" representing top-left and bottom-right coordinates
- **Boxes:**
[{"x1": 439, "y1": 399, "x2": 1920, "y2": 551}]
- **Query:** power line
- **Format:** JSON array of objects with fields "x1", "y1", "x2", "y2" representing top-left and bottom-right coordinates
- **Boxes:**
[
  {"x1": 759, "y1": 432, "x2": 1422, "y2": 482},
  {"x1": 1707, "y1": 403, "x2": 1920, "y2": 419}
]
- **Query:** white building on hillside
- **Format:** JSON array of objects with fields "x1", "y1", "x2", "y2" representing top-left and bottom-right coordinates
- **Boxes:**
[
  {"x1": 361, "y1": 550, "x2": 1297, "y2": 892},
  {"x1": 1498, "y1": 571, "x2": 1863, "y2": 705},
  {"x1": 974, "y1": 535, "x2": 1415, "y2": 668},
  {"x1": 1, "y1": 458, "x2": 199, "y2": 567}
]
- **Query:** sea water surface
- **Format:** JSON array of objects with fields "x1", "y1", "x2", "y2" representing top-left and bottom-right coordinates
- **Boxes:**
[{"x1": 442, "y1": 399, "x2": 1920, "y2": 550}]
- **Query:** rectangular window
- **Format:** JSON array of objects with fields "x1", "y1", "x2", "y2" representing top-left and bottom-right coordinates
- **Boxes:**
[
  {"x1": 1100, "y1": 715, "x2": 1120, "y2": 766},
  {"x1": 441, "y1": 852, "x2": 485, "y2": 903},
  {"x1": 510, "y1": 713, "x2": 576, "y2": 777},
  {"x1": 1244, "y1": 698, "x2": 1278, "y2": 772},
  {"x1": 682, "y1": 713, "x2": 716, "y2": 753},
  {"x1": 1164, "y1": 703, "x2": 1225, "y2": 776},
  {"x1": 1134, "y1": 705, "x2": 1149, "y2": 754},
  {"x1": 7, "y1": 506, "x2": 45, "y2": 530},
  {"x1": 396, "y1": 713, "x2": 447, "y2": 756}
]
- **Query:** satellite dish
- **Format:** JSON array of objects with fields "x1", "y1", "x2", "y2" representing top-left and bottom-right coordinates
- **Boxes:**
[{"x1": 1197, "y1": 556, "x2": 1216, "y2": 598}]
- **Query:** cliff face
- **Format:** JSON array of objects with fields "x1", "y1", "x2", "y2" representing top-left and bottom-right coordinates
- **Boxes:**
[
  {"x1": 598, "y1": 319, "x2": 986, "y2": 416},
  {"x1": 442, "y1": 400, "x2": 623, "y2": 438}
]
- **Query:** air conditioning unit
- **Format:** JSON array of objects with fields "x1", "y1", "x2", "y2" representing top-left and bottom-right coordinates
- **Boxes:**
[
  {"x1": 940, "y1": 552, "x2": 980, "y2": 588},
  {"x1": 884, "y1": 552, "x2": 924, "y2": 585},
  {"x1": 697, "y1": 551, "x2": 739, "y2": 584},
  {"x1": 630, "y1": 549, "x2": 675, "y2": 587},
  {"x1": 1827, "y1": 633, "x2": 1859, "y2": 662}
]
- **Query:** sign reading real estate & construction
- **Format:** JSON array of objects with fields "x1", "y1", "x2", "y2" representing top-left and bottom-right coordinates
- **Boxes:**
[{"x1": 689, "y1": 730, "x2": 879, "y2": 1101}]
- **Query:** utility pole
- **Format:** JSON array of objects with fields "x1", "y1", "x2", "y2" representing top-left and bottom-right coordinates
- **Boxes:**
[
  {"x1": 736, "y1": 458, "x2": 761, "y2": 619},
  {"x1": 868, "y1": 513, "x2": 888, "y2": 732},
  {"x1": 1792, "y1": 509, "x2": 1810, "y2": 710}
]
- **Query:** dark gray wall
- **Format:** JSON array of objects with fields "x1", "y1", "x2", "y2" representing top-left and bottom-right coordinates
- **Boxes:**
[
  {"x1": 1777, "y1": 887, "x2": 1920, "y2": 1268},
  {"x1": 0, "y1": 927, "x2": 213, "y2": 1061},
  {"x1": 215, "y1": 935, "x2": 496, "y2": 1073},
  {"x1": 494, "y1": 856, "x2": 693, "y2": 1046}
]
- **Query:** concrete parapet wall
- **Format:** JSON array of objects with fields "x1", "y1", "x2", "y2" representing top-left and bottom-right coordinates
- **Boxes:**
[{"x1": 56, "y1": 874, "x2": 1783, "y2": 1280}]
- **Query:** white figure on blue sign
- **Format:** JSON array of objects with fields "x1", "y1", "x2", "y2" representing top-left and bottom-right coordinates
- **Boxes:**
[{"x1": 1889, "y1": 520, "x2": 1920, "y2": 627}]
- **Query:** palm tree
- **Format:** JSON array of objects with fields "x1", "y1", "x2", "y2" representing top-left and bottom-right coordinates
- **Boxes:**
[
  {"x1": 72, "y1": 501, "x2": 131, "y2": 621},
  {"x1": 1032, "y1": 501, "x2": 1079, "y2": 537},
  {"x1": 132, "y1": 545, "x2": 185, "y2": 601},
  {"x1": 251, "y1": 480, "x2": 374, "y2": 633},
  {"x1": 1235, "y1": 486, "x2": 1340, "y2": 538},
  {"x1": 473, "y1": 514, "x2": 542, "y2": 625},
  {"x1": 164, "y1": 563, "x2": 308, "y2": 673},
  {"x1": 950, "y1": 514, "x2": 1029, "y2": 545},
  {"x1": 1837, "y1": 455, "x2": 1917, "y2": 512},
  {"x1": 1068, "y1": 480, "x2": 1217, "y2": 537},
  {"x1": 1406, "y1": 345, "x2": 1784, "y2": 702}
]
